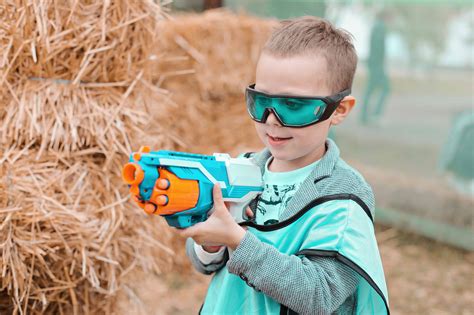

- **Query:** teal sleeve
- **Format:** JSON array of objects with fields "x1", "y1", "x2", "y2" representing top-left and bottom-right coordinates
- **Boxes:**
[{"x1": 227, "y1": 232, "x2": 359, "y2": 314}]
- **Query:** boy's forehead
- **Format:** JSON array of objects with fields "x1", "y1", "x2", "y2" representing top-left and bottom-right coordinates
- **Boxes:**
[{"x1": 255, "y1": 52, "x2": 331, "y2": 96}]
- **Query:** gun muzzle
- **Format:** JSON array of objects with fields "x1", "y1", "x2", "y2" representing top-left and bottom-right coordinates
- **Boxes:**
[{"x1": 122, "y1": 163, "x2": 144, "y2": 185}]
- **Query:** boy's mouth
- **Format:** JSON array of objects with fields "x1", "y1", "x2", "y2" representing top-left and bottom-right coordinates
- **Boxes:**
[{"x1": 267, "y1": 133, "x2": 292, "y2": 145}]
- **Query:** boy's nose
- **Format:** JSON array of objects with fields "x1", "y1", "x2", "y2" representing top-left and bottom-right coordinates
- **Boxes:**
[{"x1": 265, "y1": 111, "x2": 282, "y2": 126}]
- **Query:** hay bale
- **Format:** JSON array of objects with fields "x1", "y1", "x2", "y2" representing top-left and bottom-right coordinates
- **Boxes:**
[
  {"x1": 0, "y1": 1, "x2": 184, "y2": 314},
  {"x1": 1, "y1": 80, "x2": 149, "y2": 155},
  {"x1": 0, "y1": 0, "x2": 178, "y2": 156},
  {"x1": 0, "y1": 148, "x2": 177, "y2": 314},
  {"x1": 155, "y1": 10, "x2": 276, "y2": 101},
  {"x1": 0, "y1": 0, "x2": 164, "y2": 86}
]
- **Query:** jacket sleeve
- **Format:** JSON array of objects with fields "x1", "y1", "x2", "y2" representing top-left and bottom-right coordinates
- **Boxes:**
[
  {"x1": 185, "y1": 238, "x2": 229, "y2": 275},
  {"x1": 226, "y1": 232, "x2": 360, "y2": 315}
]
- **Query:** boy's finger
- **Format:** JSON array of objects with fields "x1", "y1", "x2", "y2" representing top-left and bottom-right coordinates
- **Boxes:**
[
  {"x1": 176, "y1": 229, "x2": 188, "y2": 238},
  {"x1": 176, "y1": 228, "x2": 191, "y2": 239},
  {"x1": 212, "y1": 184, "x2": 225, "y2": 208},
  {"x1": 176, "y1": 222, "x2": 199, "y2": 238},
  {"x1": 245, "y1": 207, "x2": 254, "y2": 218}
]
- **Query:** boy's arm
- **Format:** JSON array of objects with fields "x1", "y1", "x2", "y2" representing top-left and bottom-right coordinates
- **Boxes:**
[
  {"x1": 185, "y1": 238, "x2": 228, "y2": 274},
  {"x1": 227, "y1": 232, "x2": 359, "y2": 315}
]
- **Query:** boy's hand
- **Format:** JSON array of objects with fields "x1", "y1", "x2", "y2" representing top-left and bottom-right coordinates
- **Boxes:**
[
  {"x1": 178, "y1": 184, "x2": 247, "y2": 250},
  {"x1": 202, "y1": 207, "x2": 254, "y2": 253}
]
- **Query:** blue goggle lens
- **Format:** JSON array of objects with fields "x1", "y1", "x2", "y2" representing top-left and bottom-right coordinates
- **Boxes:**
[{"x1": 246, "y1": 91, "x2": 329, "y2": 127}]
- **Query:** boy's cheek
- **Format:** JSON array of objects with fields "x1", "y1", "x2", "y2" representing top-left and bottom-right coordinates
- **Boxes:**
[
  {"x1": 253, "y1": 121, "x2": 263, "y2": 131},
  {"x1": 294, "y1": 121, "x2": 331, "y2": 138},
  {"x1": 253, "y1": 122, "x2": 267, "y2": 141}
]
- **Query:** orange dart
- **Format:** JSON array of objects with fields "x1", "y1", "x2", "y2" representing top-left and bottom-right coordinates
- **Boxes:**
[
  {"x1": 144, "y1": 203, "x2": 157, "y2": 214},
  {"x1": 156, "y1": 178, "x2": 170, "y2": 190},
  {"x1": 133, "y1": 152, "x2": 141, "y2": 161},
  {"x1": 155, "y1": 195, "x2": 169, "y2": 206},
  {"x1": 139, "y1": 146, "x2": 151, "y2": 153}
]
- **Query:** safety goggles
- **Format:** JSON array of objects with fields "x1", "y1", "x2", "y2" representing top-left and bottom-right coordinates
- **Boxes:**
[{"x1": 245, "y1": 84, "x2": 351, "y2": 127}]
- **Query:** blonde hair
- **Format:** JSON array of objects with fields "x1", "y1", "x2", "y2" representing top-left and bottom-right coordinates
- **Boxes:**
[{"x1": 263, "y1": 16, "x2": 357, "y2": 93}]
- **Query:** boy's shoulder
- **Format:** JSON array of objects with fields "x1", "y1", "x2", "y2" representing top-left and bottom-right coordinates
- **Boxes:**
[
  {"x1": 332, "y1": 158, "x2": 371, "y2": 190},
  {"x1": 318, "y1": 157, "x2": 375, "y2": 218}
]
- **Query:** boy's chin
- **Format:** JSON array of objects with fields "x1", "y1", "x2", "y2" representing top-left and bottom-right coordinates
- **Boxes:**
[{"x1": 268, "y1": 148, "x2": 294, "y2": 161}]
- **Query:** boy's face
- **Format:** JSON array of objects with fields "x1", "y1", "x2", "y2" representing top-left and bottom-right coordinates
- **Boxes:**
[{"x1": 253, "y1": 52, "x2": 349, "y2": 171}]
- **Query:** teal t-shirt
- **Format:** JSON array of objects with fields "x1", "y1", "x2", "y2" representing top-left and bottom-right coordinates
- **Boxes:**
[{"x1": 256, "y1": 157, "x2": 320, "y2": 225}]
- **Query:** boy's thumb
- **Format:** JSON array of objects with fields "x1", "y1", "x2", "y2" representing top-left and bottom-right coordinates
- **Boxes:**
[{"x1": 212, "y1": 183, "x2": 224, "y2": 206}]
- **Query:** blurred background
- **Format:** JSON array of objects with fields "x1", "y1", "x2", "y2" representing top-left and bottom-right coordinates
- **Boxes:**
[{"x1": 0, "y1": 0, "x2": 472, "y2": 314}]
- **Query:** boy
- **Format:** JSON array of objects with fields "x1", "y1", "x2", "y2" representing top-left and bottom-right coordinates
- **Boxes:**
[{"x1": 178, "y1": 16, "x2": 389, "y2": 314}]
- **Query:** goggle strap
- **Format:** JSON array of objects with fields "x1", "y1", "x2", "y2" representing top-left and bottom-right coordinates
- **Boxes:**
[
  {"x1": 325, "y1": 88, "x2": 351, "y2": 104},
  {"x1": 318, "y1": 102, "x2": 340, "y2": 122},
  {"x1": 319, "y1": 89, "x2": 351, "y2": 121}
]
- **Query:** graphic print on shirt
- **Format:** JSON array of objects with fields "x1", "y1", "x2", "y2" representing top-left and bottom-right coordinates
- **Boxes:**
[{"x1": 256, "y1": 183, "x2": 298, "y2": 225}]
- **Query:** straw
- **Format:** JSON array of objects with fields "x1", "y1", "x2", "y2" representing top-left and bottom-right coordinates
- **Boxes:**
[{"x1": 0, "y1": 149, "x2": 177, "y2": 314}]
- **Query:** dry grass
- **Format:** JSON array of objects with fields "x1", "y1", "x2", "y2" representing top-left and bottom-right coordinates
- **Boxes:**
[
  {"x1": 0, "y1": 1, "x2": 180, "y2": 314},
  {"x1": 0, "y1": 148, "x2": 177, "y2": 314}
]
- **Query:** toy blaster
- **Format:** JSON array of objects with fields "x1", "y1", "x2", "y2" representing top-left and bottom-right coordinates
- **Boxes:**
[{"x1": 122, "y1": 146, "x2": 263, "y2": 229}]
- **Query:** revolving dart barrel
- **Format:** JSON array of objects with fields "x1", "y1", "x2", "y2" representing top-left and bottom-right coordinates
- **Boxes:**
[{"x1": 122, "y1": 155, "x2": 200, "y2": 217}]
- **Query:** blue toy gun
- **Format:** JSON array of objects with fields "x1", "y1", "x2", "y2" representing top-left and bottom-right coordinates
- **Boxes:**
[{"x1": 122, "y1": 146, "x2": 263, "y2": 228}]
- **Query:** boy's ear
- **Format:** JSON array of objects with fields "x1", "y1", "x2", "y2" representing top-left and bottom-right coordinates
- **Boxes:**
[{"x1": 330, "y1": 96, "x2": 356, "y2": 125}]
